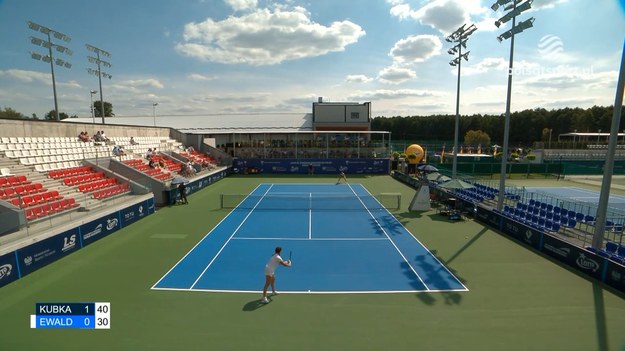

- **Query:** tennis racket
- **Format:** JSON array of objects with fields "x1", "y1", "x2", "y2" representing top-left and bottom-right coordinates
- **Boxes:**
[{"x1": 289, "y1": 251, "x2": 292, "y2": 265}]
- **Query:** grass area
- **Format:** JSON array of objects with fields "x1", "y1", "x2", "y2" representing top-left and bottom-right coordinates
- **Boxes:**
[{"x1": 2, "y1": 174, "x2": 625, "y2": 351}]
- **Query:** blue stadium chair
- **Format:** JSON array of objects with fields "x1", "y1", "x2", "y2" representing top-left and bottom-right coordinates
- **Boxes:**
[
  {"x1": 540, "y1": 202, "x2": 547, "y2": 210},
  {"x1": 539, "y1": 209, "x2": 547, "y2": 218},
  {"x1": 561, "y1": 207, "x2": 568, "y2": 216},
  {"x1": 551, "y1": 222, "x2": 561, "y2": 232},
  {"x1": 554, "y1": 206, "x2": 561, "y2": 215},
  {"x1": 606, "y1": 241, "x2": 618, "y2": 254},
  {"x1": 618, "y1": 245, "x2": 625, "y2": 258},
  {"x1": 575, "y1": 212, "x2": 585, "y2": 222},
  {"x1": 553, "y1": 214, "x2": 561, "y2": 222},
  {"x1": 566, "y1": 218, "x2": 577, "y2": 229},
  {"x1": 568, "y1": 210, "x2": 576, "y2": 219},
  {"x1": 584, "y1": 215, "x2": 595, "y2": 225},
  {"x1": 546, "y1": 204, "x2": 553, "y2": 212},
  {"x1": 545, "y1": 220, "x2": 553, "y2": 231},
  {"x1": 538, "y1": 218, "x2": 546, "y2": 227},
  {"x1": 546, "y1": 212, "x2": 553, "y2": 220},
  {"x1": 529, "y1": 199, "x2": 536, "y2": 206}
]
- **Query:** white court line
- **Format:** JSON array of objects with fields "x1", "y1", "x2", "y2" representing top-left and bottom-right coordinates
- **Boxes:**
[
  {"x1": 151, "y1": 184, "x2": 265, "y2": 290},
  {"x1": 231, "y1": 237, "x2": 388, "y2": 241},
  {"x1": 151, "y1": 287, "x2": 468, "y2": 294},
  {"x1": 309, "y1": 193, "x2": 312, "y2": 240},
  {"x1": 189, "y1": 184, "x2": 274, "y2": 290},
  {"x1": 359, "y1": 185, "x2": 469, "y2": 292},
  {"x1": 345, "y1": 183, "x2": 430, "y2": 291}
]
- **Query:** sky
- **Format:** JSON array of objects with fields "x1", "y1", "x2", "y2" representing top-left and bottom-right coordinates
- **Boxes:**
[{"x1": 0, "y1": 0, "x2": 625, "y2": 119}]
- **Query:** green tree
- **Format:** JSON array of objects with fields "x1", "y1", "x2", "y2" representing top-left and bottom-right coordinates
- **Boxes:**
[
  {"x1": 93, "y1": 101, "x2": 114, "y2": 118},
  {"x1": 464, "y1": 130, "x2": 490, "y2": 146},
  {"x1": 44, "y1": 110, "x2": 69, "y2": 120},
  {"x1": 0, "y1": 107, "x2": 26, "y2": 119}
]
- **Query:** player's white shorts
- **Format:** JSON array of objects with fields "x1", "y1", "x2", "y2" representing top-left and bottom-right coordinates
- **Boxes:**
[{"x1": 264, "y1": 266, "x2": 275, "y2": 276}]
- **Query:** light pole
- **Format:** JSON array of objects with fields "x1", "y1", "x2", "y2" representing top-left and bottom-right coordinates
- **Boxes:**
[
  {"x1": 27, "y1": 21, "x2": 72, "y2": 121},
  {"x1": 548, "y1": 129, "x2": 553, "y2": 149},
  {"x1": 90, "y1": 90, "x2": 97, "y2": 124},
  {"x1": 153, "y1": 103, "x2": 158, "y2": 127},
  {"x1": 492, "y1": 0, "x2": 535, "y2": 210},
  {"x1": 598, "y1": 129, "x2": 602, "y2": 143},
  {"x1": 592, "y1": 40, "x2": 625, "y2": 249},
  {"x1": 447, "y1": 23, "x2": 477, "y2": 179},
  {"x1": 86, "y1": 44, "x2": 112, "y2": 124}
]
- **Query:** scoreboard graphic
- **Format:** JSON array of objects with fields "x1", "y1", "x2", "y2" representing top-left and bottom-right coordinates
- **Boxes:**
[{"x1": 30, "y1": 302, "x2": 110, "y2": 329}]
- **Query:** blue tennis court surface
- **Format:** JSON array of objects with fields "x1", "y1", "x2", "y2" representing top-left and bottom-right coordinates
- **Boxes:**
[
  {"x1": 152, "y1": 183, "x2": 467, "y2": 293},
  {"x1": 525, "y1": 186, "x2": 625, "y2": 211}
]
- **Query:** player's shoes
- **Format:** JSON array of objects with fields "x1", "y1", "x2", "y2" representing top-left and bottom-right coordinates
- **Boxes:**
[{"x1": 261, "y1": 297, "x2": 270, "y2": 304}]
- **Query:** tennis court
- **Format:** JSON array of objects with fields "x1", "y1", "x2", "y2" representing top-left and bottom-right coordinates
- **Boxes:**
[
  {"x1": 153, "y1": 183, "x2": 466, "y2": 293},
  {"x1": 525, "y1": 186, "x2": 625, "y2": 212}
]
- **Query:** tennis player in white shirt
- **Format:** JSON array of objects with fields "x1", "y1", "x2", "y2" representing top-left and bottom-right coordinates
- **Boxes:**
[{"x1": 261, "y1": 246, "x2": 291, "y2": 304}]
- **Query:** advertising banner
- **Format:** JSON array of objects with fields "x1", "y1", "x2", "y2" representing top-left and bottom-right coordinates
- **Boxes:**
[
  {"x1": 475, "y1": 206, "x2": 502, "y2": 230},
  {"x1": 233, "y1": 159, "x2": 389, "y2": 175},
  {"x1": 602, "y1": 260, "x2": 625, "y2": 292},
  {"x1": 541, "y1": 234, "x2": 605, "y2": 281},
  {"x1": 80, "y1": 215, "x2": 121, "y2": 247},
  {"x1": 501, "y1": 218, "x2": 543, "y2": 250},
  {"x1": 16, "y1": 228, "x2": 80, "y2": 277},
  {"x1": 120, "y1": 202, "x2": 146, "y2": 227},
  {"x1": 0, "y1": 251, "x2": 19, "y2": 288}
]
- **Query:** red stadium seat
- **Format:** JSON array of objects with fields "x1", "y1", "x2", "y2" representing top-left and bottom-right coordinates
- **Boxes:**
[
  {"x1": 32, "y1": 206, "x2": 44, "y2": 218},
  {"x1": 17, "y1": 175, "x2": 29, "y2": 184},
  {"x1": 3, "y1": 187, "x2": 15, "y2": 198},
  {"x1": 14, "y1": 186, "x2": 26, "y2": 196},
  {"x1": 25, "y1": 208, "x2": 37, "y2": 221}
]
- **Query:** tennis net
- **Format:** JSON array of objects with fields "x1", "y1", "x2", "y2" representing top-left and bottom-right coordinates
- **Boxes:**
[{"x1": 220, "y1": 192, "x2": 401, "y2": 211}]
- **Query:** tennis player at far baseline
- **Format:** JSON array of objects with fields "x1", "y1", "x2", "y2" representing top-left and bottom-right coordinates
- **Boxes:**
[{"x1": 261, "y1": 246, "x2": 291, "y2": 304}]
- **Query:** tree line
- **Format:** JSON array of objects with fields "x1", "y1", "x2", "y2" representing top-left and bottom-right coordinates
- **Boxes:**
[
  {"x1": 0, "y1": 101, "x2": 114, "y2": 121},
  {"x1": 371, "y1": 105, "x2": 625, "y2": 145}
]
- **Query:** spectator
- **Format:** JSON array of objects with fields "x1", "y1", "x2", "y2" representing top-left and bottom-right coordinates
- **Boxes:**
[
  {"x1": 148, "y1": 158, "x2": 158, "y2": 169},
  {"x1": 158, "y1": 158, "x2": 166, "y2": 169},
  {"x1": 145, "y1": 148, "x2": 153, "y2": 159},
  {"x1": 94, "y1": 131, "x2": 103, "y2": 142},
  {"x1": 130, "y1": 137, "x2": 138, "y2": 145},
  {"x1": 100, "y1": 131, "x2": 110, "y2": 143}
]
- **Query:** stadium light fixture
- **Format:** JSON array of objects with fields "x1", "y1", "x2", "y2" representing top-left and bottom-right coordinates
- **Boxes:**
[
  {"x1": 27, "y1": 21, "x2": 72, "y2": 121},
  {"x1": 86, "y1": 44, "x2": 112, "y2": 124},
  {"x1": 447, "y1": 23, "x2": 477, "y2": 179},
  {"x1": 492, "y1": 0, "x2": 535, "y2": 211}
]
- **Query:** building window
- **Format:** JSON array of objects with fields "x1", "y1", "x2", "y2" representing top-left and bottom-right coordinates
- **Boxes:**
[{"x1": 350, "y1": 112, "x2": 360, "y2": 119}]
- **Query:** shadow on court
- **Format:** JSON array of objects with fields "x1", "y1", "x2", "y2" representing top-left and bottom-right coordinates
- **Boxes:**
[{"x1": 242, "y1": 298, "x2": 273, "y2": 311}]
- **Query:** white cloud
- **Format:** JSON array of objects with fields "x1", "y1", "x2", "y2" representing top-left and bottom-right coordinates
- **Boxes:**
[
  {"x1": 390, "y1": 34, "x2": 442, "y2": 64},
  {"x1": 188, "y1": 73, "x2": 217, "y2": 81},
  {"x1": 462, "y1": 57, "x2": 508, "y2": 75},
  {"x1": 176, "y1": 7, "x2": 365, "y2": 65},
  {"x1": 388, "y1": 0, "x2": 488, "y2": 35},
  {"x1": 225, "y1": 0, "x2": 258, "y2": 11},
  {"x1": 533, "y1": 0, "x2": 569, "y2": 10},
  {"x1": 377, "y1": 66, "x2": 417, "y2": 84},
  {"x1": 345, "y1": 74, "x2": 373, "y2": 83},
  {"x1": 348, "y1": 88, "x2": 441, "y2": 101},
  {"x1": 122, "y1": 79, "x2": 165, "y2": 89},
  {"x1": 0, "y1": 69, "x2": 51, "y2": 84}
]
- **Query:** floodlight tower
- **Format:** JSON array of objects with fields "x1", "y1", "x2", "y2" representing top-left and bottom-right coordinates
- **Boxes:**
[
  {"x1": 447, "y1": 23, "x2": 477, "y2": 179},
  {"x1": 492, "y1": 0, "x2": 535, "y2": 210},
  {"x1": 86, "y1": 44, "x2": 112, "y2": 124},
  {"x1": 27, "y1": 21, "x2": 73, "y2": 121}
]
